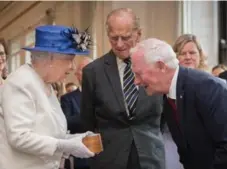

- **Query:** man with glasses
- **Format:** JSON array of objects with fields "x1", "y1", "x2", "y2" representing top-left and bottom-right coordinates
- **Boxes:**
[{"x1": 81, "y1": 8, "x2": 165, "y2": 169}]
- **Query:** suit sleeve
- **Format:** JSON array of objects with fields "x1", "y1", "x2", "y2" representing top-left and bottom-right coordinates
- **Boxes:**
[
  {"x1": 60, "y1": 95, "x2": 81, "y2": 133},
  {"x1": 197, "y1": 78, "x2": 227, "y2": 169},
  {"x1": 80, "y1": 66, "x2": 96, "y2": 132},
  {"x1": 2, "y1": 83, "x2": 58, "y2": 157},
  {"x1": 160, "y1": 111, "x2": 166, "y2": 133}
]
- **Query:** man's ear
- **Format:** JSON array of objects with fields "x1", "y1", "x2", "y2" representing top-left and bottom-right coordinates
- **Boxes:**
[{"x1": 156, "y1": 61, "x2": 167, "y2": 72}]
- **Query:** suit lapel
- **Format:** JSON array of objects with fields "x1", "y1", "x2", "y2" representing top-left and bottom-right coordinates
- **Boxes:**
[
  {"x1": 133, "y1": 86, "x2": 146, "y2": 116},
  {"x1": 104, "y1": 51, "x2": 125, "y2": 111},
  {"x1": 73, "y1": 89, "x2": 81, "y2": 113},
  {"x1": 176, "y1": 66, "x2": 186, "y2": 134}
]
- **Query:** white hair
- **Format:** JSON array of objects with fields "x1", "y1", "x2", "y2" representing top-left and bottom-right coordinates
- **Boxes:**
[{"x1": 131, "y1": 38, "x2": 179, "y2": 69}]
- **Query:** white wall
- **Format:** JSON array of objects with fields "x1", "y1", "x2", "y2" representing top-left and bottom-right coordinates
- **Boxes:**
[{"x1": 182, "y1": 1, "x2": 218, "y2": 68}]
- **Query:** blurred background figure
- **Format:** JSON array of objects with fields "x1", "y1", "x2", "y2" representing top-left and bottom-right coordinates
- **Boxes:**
[
  {"x1": 51, "y1": 82, "x2": 61, "y2": 99},
  {"x1": 61, "y1": 56, "x2": 93, "y2": 169},
  {"x1": 173, "y1": 34, "x2": 209, "y2": 71},
  {"x1": 0, "y1": 38, "x2": 8, "y2": 83},
  {"x1": 212, "y1": 64, "x2": 227, "y2": 77},
  {"x1": 218, "y1": 70, "x2": 227, "y2": 81},
  {"x1": 74, "y1": 57, "x2": 93, "y2": 91},
  {"x1": 65, "y1": 82, "x2": 77, "y2": 93}
]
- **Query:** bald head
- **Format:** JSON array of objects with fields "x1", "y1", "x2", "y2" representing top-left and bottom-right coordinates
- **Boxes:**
[
  {"x1": 131, "y1": 38, "x2": 179, "y2": 69},
  {"x1": 106, "y1": 8, "x2": 140, "y2": 33},
  {"x1": 75, "y1": 57, "x2": 93, "y2": 85},
  {"x1": 78, "y1": 57, "x2": 92, "y2": 69}
]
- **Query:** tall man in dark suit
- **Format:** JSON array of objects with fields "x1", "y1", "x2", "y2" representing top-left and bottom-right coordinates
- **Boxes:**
[
  {"x1": 130, "y1": 38, "x2": 227, "y2": 169},
  {"x1": 61, "y1": 57, "x2": 92, "y2": 169},
  {"x1": 81, "y1": 8, "x2": 165, "y2": 169}
]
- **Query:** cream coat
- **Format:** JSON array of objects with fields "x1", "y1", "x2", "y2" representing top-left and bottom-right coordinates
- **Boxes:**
[{"x1": 0, "y1": 64, "x2": 67, "y2": 169}]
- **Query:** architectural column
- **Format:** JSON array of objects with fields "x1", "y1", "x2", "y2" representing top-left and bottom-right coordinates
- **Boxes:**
[{"x1": 180, "y1": 1, "x2": 219, "y2": 67}]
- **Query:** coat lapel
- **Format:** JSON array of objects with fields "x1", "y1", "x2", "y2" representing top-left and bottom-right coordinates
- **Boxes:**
[
  {"x1": 26, "y1": 64, "x2": 54, "y2": 113},
  {"x1": 176, "y1": 66, "x2": 186, "y2": 134},
  {"x1": 104, "y1": 51, "x2": 125, "y2": 111},
  {"x1": 73, "y1": 89, "x2": 81, "y2": 113},
  {"x1": 133, "y1": 86, "x2": 146, "y2": 116}
]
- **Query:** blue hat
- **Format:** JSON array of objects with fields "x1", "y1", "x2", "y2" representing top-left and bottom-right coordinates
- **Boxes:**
[{"x1": 23, "y1": 25, "x2": 91, "y2": 55}]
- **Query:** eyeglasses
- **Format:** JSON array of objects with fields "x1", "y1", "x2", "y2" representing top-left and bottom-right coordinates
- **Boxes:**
[
  {"x1": 109, "y1": 34, "x2": 133, "y2": 42},
  {"x1": 108, "y1": 30, "x2": 138, "y2": 43}
]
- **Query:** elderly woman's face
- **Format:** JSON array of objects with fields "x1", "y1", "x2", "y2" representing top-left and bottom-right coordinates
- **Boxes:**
[
  {"x1": 177, "y1": 42, "x2": 200, "y2": 69},
  {"x1": 0, "y1": 43, "x2": 6, "y2": 71},
  {"x1": 47, "y1": 54, "x2": 74, "y2": 82}
]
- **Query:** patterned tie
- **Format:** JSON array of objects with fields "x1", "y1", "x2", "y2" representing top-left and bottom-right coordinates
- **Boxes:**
[{"x1": 123, "y1": 58, "x2": 139, "y2": 117}]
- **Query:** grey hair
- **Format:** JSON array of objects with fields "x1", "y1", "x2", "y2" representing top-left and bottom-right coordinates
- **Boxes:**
[
  {"x1": 105, "y1": 8, "x2": 140, "y2": 33},
  {"x1": 30, "y1": 51, "x2": 74, "y2": 63},
  {"x1": 30, "y1": 51, "x2": 50, "y2": 62},
  {"x1": 130, "y1": 38, "x2": 179, "y2": 69}
]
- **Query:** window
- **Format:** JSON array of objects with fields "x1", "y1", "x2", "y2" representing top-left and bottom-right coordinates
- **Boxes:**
[
  {"x1": 8, "y1": 39, "x2": 21, "y2": 72},
  {"x1": 8, "y1": 30, "x2": 35, "y2": 73}
]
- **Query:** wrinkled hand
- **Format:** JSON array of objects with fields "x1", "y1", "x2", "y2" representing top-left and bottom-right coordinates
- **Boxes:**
[{"x1": 57, "y1": 132, "x2": 95, "y2": 158}]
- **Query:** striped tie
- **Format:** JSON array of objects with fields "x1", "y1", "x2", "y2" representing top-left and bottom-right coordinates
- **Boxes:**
[{"x1": 123, "y1": 58, "x2": 138, "y2": 117}]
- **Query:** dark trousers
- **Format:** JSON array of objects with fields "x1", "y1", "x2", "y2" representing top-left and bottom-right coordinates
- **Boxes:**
[
  {"x1": 127, "y1": 141, "x2": 141, "y2": 169},
  {"x1": 64, "y1": 158, "x2": 90, "y2": 169}
]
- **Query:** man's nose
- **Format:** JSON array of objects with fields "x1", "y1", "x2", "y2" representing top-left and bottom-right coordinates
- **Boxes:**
[
  {"x1": 185, "y1": 53, "x2": 191, "y2": 59},
  {"x1": 116, "y1": 38, "x2": 124, "y2": 48}
]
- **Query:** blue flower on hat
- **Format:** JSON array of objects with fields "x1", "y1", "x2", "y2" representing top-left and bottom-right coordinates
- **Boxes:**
[{"x1": 61, "y1": 26, "x2": 91, "y2": 51}]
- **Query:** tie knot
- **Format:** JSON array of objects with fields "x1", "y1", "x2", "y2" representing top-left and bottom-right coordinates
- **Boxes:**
[{"x1": 124, "y1": 58, "x2": 131, "y2": 65}]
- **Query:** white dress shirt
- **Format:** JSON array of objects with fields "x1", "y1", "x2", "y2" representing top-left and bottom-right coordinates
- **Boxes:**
[
  {"x1": 164, "y1": 65, "x2": 184, "y2": 169},
  {"x1": 167, "y1": 65, "x2": 179, "y2": 100},
  {"x1": 116, "y1": 57, "x2": 127, "y2": 89}
]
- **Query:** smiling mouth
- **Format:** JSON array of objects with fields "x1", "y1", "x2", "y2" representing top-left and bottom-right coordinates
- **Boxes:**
[
  {"x1": 116, "y1": 49, "x2": 126, "y2": 52},
  {"x1": 184, "y1": 62, "x2": 193, "y2": 64}
]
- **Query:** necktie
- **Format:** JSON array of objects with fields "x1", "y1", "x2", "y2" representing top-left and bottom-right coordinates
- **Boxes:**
[
  {"x1": 123, "y1": 58, "x2": 139, "y2": 117},
  {"x1": 167, "y1": 98, "x2": 179, "y2": 124}
]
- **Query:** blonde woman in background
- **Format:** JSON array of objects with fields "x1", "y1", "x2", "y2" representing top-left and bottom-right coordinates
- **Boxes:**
[{"x1": 173, "y1": 34, "x2": 209, "y2": 71}]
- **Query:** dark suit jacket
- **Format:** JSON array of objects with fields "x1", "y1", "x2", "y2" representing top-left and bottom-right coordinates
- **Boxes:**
[
  {"x1": 60, "y1": 89, "x2": 89, "y2": 168},
  {"x1": 61, "y1": 89, "x2": 82, "y2": 133},
  {"x1": 163, "y1": 66, "x2": 227, "y2": 169},
  {"x1": 81, "y1": 51, "x2": 165, "y2": 169}
]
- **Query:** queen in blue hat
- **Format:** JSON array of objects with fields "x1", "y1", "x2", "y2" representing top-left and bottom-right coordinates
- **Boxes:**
[{"x1": 0, "y1": 25, "x2": 95, "y2": 169}]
